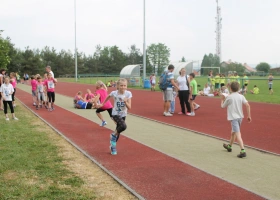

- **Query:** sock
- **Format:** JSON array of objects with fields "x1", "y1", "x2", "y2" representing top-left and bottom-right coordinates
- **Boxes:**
[
  {"x1": 228, "y1": 144, "x2": 232, "y2": 148},
  {"x1": 241, "y1": 149, "x2": 245, "y2": 152}
]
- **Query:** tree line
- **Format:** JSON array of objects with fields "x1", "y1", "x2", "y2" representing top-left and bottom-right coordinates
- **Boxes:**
[{"x1": 0, "y1": 32, "x2": 171, "y2": 77}]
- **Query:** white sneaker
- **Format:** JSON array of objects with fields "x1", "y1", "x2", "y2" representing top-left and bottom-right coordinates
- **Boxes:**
[
  {"x1": 6, "y1": 117, "x2": 9, "y2": 121},
  {"x1": 13, "y1": 117, "x2": 19, "y2": 120},
  {"x1": 190, "y1": 112, "x2": 195, "y2": 117},
  {"x1": 164, "y1": 112, "x2": 173, "y2": 116},
  {"x1": 194, "y1": 105, "x2": 200, "y2": 110}
]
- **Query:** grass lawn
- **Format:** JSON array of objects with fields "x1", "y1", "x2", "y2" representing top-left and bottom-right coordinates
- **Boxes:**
[
  {"x1": 0, "y1": 102, "x2": 136, "y2": 200},
  {"x1": 59, "y1": 76, "x2": 280, "y2": 104}
]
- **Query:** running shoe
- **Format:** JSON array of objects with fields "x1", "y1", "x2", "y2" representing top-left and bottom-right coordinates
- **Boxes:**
[
  {"x1": 164, "y1": 112, "x2": 173, "y2": 117},
  {"x1": 223, "y1": 143, "x2": 232, "y2": 152},
  {"x1": 186, "y1": 112, "x2": 191, "y2": 116},
  {"x1": 237, "y1": 152, "x2": 246, "y2": 158},
  {"x1": 110, "y1": 145, "x2": 117, "y2": 155},
  {"x1": 100, "y1": 121, "x2": 107, "y2": 127},
  {"x1": 36, "y1": 106, "x2": 39, "y2": 110},
  {"x1": 13, "y1": 117, "x2": 19, "y2": 120},
  {"x1": 33, "y1": 103, "x2": 36, "y2": 106},
  {"x1": 178, "y1": 112, "x2": 183, "y2": 115},
  {"x1": 190, "y1": 112, "x2": 195, "y2": 116},
  {"x1": 194, "y1": 105, "x2": 200, "y2": 110},
  {"x1": 6, "y1": 117, "x2": 9, "y2": 121}
]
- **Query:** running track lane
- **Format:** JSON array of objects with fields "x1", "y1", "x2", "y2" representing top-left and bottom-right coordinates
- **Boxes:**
[
  {"x1": 16, "y1": 89, "x2": 264, "y2": 200},
  {"x1": 55, "y1": 82, "x2": 280, "y2": 155}
]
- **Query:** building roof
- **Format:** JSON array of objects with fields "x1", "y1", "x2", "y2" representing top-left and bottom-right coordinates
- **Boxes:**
[
  {"x1": 120, "y1": 64, "x2": 141, "y2": 78},
  {"x1": 243, "y1": 63, "x2": 256, "y2": 72}
]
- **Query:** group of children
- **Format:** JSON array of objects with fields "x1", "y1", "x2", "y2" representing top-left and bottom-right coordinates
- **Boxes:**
[
  {"x1": 30, "y1": 73, "x2": 57, "y2": 111},
  {"x1": 73, "y1": 79, "x2": 132, "y2": 155}
]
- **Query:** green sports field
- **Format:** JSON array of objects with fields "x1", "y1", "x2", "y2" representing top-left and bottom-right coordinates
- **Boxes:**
[{"x1": 59, "y1": 76, "x2": 280, "y2": 104}]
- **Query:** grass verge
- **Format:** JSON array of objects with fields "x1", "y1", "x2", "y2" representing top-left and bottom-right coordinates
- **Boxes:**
[{"x1": 0, "y1": 101, "x2": 137, "y2": 200}]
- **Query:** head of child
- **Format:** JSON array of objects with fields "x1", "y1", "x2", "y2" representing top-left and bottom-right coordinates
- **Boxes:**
[
  {"x1": 204, "y1": 83, "x2": 208, "y2": 88},
  {"x1": 86, "y1": 89, "x2": 92, "y2": 94},
  {"x1": 221, "y1": 86, "x2": 226, "y2": 91},
  {"x1": 31, "y1": 75, "x2": 35, "y2": 80},
  {"x1": 47, "y1": 73, "x2": 52, "y2": 79},
  {"x1": 117, "y1": 78, "x2": 127, "y2": 92},
  {"x1": 10, "y1": 72, "x2": 15, "y2": 78},
  {"x1": 44, "y1": 73, "x2": 47, "y2": 79},
  {"x1": 189, "y1": 73, "x2": 195, "y2": 80},
  {"x1": 230, "y1": 81, "x2": 239, "y2": 92},
  {"x1": 77, "y1": 91, "x2": 82, "y2": 96},
  {"x1": 254, "y1": 85, "x2": 257, "y2": 88},
  {"x1": 96, "y1": 80, "x2": 106, "y2": 90},
  {"x1": 37, "y1": 76, "x2": 42, "y2": 82},
  {"x1": 4, "y1": 76, "x2": 10, "y2": 84}
]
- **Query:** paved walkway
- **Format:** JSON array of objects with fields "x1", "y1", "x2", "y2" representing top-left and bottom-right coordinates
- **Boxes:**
[{"x1": 16, "y1": 84, "x2": 280, "y2": 200}]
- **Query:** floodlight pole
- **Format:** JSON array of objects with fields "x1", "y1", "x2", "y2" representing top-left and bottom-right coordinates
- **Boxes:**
[
  {"x1": 74, "y1": 0, "x2": 78, "y2": 82},
  {"x1": 143, "y1": 0, "x2": 146, "y2": 83}
]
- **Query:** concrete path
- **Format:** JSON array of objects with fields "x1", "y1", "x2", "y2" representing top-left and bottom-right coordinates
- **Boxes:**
[{"x1": 17, "y1": 84, "x2": 280, "y2": 200}]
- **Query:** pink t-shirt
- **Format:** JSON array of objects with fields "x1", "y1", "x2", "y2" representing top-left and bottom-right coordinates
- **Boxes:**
[
  {"x1": 11, "y1": 78, "x2": 17, "y2": 88},
  {"x1": 95, "y1": 89, "x2": 112, "y2": 110},
  {"x1": 85, "y1": 93, "x2": 95, "y2": 102},
  {"x1": 44, "y1": 78, "x2": 55, "y2": 92},
  {"x1": 31, "y1": 79, "x2": 37, "y2": 91}
]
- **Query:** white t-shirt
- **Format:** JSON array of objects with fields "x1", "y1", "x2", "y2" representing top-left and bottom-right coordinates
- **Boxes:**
[
  {"x1": 50, "y1": 71, "x2": 54, "y2": 78},
  {"x1": 221, "y1": 92, "x2": 248, "y2": 120},
  {"x1": 110, "y1": 90, "x2": 132, "y2": 117},
  {"x1": 151, "y1": 76, "x2": 156, "y2": 84},
  {"x1": 0, "y1": 83, "x2": 14, "y2": 101},
  {"x1": 203, "y1": 86, "x2": 210, "y2": 95},
  {"x1": 176, "y1": 75, "x2": 189, "y2": 90}
]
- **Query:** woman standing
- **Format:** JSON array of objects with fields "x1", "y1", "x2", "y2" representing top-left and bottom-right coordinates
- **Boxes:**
[{"x1": 176, "y1": 68, "x2": 191, "y2": 116}]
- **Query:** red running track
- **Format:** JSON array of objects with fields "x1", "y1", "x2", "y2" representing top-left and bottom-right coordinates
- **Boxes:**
[
  {"x1": 55, "y1": 82, "x2": 280, "y2": 155},
  {"x1": 15, "y1": 88, "x2": 264, "y2": 199}
]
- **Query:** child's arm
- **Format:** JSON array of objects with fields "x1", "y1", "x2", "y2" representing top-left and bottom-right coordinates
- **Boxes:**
[
  {"x1": 245, "y1": 102, "x2": 252, "y2": 122},
  {"x1": 124, "y1": 97, "x2": 132, "y2": 110},
  {"x1": 93, "y1": 94, "x2": 100, "y2": 105},
  {"x1": 99, "y1": 95, "x2": 111, "y2": 108}
]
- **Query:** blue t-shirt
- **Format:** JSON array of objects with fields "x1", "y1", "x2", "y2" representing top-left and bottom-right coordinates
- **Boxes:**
[
  {"x1": 77, "y1": 100, "x2": 87, "y2": 109},
  {"x1": 167, "y1": 72, "x2": 174, "y2": 88}
]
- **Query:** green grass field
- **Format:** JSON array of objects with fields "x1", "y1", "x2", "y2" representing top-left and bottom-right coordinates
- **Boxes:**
[
  {"x1": 0, "y1": 105, "x2": 96, "y2": 199},
  {"x1": 59, "y1": 76, "x2": 280, "y2": 104}
]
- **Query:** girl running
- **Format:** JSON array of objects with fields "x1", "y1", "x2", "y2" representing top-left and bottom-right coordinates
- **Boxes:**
[
  {"x1": 0, "y1": 77, "x2": 18, "y2": 120},
  {"x1": 94, "y1": 80, "x2": 113, "y2": 127},
  {"x1": 100, "y1": 78, "x2": 132, "y2": 155}
]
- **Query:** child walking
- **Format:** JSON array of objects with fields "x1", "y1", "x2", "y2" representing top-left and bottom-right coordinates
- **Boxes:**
[
  {"x1": 100, "y1": 78, "x2": 132, "y2": 155},
  {"x1": 0, "y1": 77, "x2": 18, "y2": 120},
  {"x1": 30, "y1": 75, "x2": 37, "y2": 106},
  {"x1": 94, "y1": 81, "x2": 113, "y2": 127},
  {"x1": 221, "y1": 81, "x2": 252, "y2": 158},
  {"x1": 189, "y1": 73, "x2": 200, "y2": 116},
  {"x1": 10, "y1": 72, "x2": 17, "y2": 107},
  {"x1": 36, "y1": 76, "x2": 45, "y2": 110},
  {"x1": 44, "y1": 73, "x2": 57, "y2": 111}
]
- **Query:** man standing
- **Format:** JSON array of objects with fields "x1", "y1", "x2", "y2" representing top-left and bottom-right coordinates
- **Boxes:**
[
  {"x1": 163, "y1": 65, "x2": 179, "y2": 116},
  {"x1": 46, "y1": 66, "x2": 54, "y2": 78}
]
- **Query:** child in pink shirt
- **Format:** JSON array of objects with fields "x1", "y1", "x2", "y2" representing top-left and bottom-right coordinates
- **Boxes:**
[
  {"x1": 84, "y1": 89, "x2": 95, "y2": 102},
  {"x1": 10, "y1": 72, "x2": 17, "y2": 107},
  {"x1": 44, "y1": 73, "x2": 57, "y2": 111},
  {"x1": 93, "y1": 80, "x2": 113, "y2": 127},
  {"x1": 30, "y1": 75, "x2": 38, "y2": 106}
]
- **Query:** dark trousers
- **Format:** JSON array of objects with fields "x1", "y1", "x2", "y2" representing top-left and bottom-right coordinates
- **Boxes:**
[
  {"x1": 3, "y1": 101, "x2": 14, "y2": 114},
  {"x1": 112, "y1": 115, "x2": 127, "y2": 142},
  {"x1": 178, "y1": 90, "x2": 191, "y2": 114}
]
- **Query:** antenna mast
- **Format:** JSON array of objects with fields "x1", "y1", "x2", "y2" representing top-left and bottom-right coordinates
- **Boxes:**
[{"x1": 216, "y1": 0, "x2": 222, "y2": 62}]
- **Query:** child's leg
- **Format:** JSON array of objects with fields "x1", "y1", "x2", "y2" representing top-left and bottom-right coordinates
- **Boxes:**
[
  {"x1": 234, "y1": 132, "x2": 245, "y2": 149},
  {"x1": 8, "y1": 101, "x2": 15, "y2": 118},
  {"x1": 3, "y1": 101, "x2": 8, "y2": 118}
]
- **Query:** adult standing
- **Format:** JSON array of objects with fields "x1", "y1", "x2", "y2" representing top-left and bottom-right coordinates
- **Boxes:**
[
  {"x1": 163, "y1": 65, "x2": 180, "y2": 116},
  {"x1": 46, "y1": 66, "x2": 54, "y2": 78},
  {"x1": 176, "y1": 68, "x2": 191, "y2": 115}
]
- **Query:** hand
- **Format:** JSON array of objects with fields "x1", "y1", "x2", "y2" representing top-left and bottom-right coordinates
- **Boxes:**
[
  {"x1": 123, "y1": 97, "x2": 128, "y2": 103},
  {"x1": 247, "y1": 117, "x2": 252, "y2": 123}
]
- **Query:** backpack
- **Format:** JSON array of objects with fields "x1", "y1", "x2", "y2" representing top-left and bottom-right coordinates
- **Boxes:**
[{"x1": 159, "y1": 71, "x2": 170, "y2": 91}]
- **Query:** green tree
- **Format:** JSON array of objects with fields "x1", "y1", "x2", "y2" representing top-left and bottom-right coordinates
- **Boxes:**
[
  {"x1": 181, "y1": 56, "x2": 186, "y2": 62},
  {"x1": 127, "y1": 45, "x2": 142, "y2": 65},
  {"x1": 224, "y1": 63, "x2": 245, "y2": 74},
  {"x1": 147, "y1": 43, "x2": 170, "y2": 74},
  {"x1": 0, "y1": 31, "x2": 11, "y2": 69},
  {"x1": 201, "y1": 53, "x2": 221, "y2": 75},
  {"x1": 256, "y1": 62, "x2": 271, "y2": 73}
]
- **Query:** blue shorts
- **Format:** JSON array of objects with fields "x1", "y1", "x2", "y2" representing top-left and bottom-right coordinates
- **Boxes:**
[{"x1": 231, "y1": 118, "x2": 242, "y2": 133}]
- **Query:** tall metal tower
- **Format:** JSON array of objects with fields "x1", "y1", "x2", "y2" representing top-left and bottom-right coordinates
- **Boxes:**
[{"x1": 215, "y1": 0, "x2": 222, "y2": 62}]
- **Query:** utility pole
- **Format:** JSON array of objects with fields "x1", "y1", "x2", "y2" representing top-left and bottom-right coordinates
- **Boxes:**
[
  {"x1": 143, "y1": 0, "x2": 146, "y2": 83},
  {"x1": 215, "y1": 0, "x2": 222, "y2": 62},
  {"x1": 74, "y1": 0, "x2": 78, "y2": 82}
]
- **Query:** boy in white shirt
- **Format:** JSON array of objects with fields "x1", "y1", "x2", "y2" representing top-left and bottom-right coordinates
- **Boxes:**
[{"x1": 221, "y1": 81, "x2": 251, "y2": 158}]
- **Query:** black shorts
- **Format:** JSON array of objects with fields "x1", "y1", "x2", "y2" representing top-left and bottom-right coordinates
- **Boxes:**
[
  {"x1": 191, "y1": 95, "x2": 197, "y2": 101},
  {"x1": 86, "y1": 103, "x2": 92, "y2": 109},
  {"x1": 244, "y1": 84, "x2": 248, "y2": 86},
  {"x1": 221, "y1": 83, "x2": 225, "y2": 87},
  {"x1": 47, "y1": 92, "x2": 55, "y2": 102},
  {"x1": 96, "y1": 108, "x2": 113, "y2": 118}
]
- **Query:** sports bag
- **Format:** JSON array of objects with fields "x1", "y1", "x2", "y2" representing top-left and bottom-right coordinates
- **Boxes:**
[{"x1": 159, "y1": 71, "x2": 169, "y2": 91}]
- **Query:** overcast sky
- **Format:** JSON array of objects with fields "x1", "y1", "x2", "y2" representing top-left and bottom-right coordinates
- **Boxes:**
[{"x1": 1, "y1": 0, "x2": 280, "y2": 66}]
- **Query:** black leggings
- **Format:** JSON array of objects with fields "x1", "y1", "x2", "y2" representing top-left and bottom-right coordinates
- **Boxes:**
[
  {"x1": 112, "y1": 115, "x2": 126, "y2": 142},
  {"x1": 178, "y1": 90, "x2": 191, "y2": 114},
  {"x1": 3, "y1": 101, "x2": 14, "y2": 114},
  {"x1": 12, "y1": 88, "x2": 16, "y2": 101},
  {"x1": 47, "y1": 92, "x2": 55, "y2": 102}
]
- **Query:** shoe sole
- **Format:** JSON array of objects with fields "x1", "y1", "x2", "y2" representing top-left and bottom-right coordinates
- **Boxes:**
[
  {"x1": 237, "y1": 153, "x2": 246, "y2": 158},
  {"x1": 223, "y1": 144, "x2": 232, "y2": 152}
]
